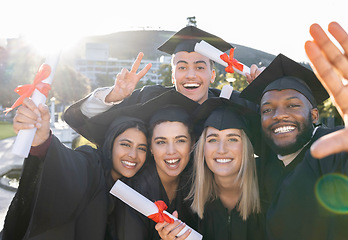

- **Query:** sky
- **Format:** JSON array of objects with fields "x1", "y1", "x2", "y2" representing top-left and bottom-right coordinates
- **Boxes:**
[{"x1": 1, "y1": 0, "x2": 348, "y2": 63}]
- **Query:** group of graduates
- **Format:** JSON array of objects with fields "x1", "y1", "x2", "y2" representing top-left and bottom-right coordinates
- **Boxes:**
[{"x1": 1, "y1": 21, "x2": 348, "y2": 240}]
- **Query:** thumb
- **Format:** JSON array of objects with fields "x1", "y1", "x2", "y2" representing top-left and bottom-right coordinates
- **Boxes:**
[{"x1": 310, "y1": 128, "x2": 348, "y2": 159}]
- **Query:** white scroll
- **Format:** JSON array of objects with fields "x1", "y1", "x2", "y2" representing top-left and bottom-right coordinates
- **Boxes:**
[
  {"x1": 11, "y1": 52, "x2": 60, "y2": 158},
  {"x1": 110, "y1": 180, "x2": 202, "y2": 240},
  {"x1": 194, "y1": 40, "x2": 250, "y2": 76}
]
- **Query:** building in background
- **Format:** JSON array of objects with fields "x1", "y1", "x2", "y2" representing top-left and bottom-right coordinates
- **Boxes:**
[{"x1": 75, "y1": 43, "x2": 170, "y2": 85}]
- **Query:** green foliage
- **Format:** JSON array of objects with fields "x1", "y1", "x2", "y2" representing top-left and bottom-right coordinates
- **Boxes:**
[
  {"x1": 50, "y1": 64, "x2": 92, "y2": 105},
  {"x1": 71, "y1": 135, "x2": 96, "y2": 150},
  {"x1": 0, "y1": 39, "x2": 42, "y2": 108},
  {"x1": 317, "y1": 98, "x2": 343, "y2": 126},
  {"x1": 0, "y1": 122, "x2": 15, "y2": 140},
  {"x1": 94, "y1": 73, "x2": 114, "y2": 90},
  {"x1": 158, "y1": 63, "x2": 173, "y2": 86},
  {"x1": 211, "y1": 68, "x2": 249, "y2": 92}
]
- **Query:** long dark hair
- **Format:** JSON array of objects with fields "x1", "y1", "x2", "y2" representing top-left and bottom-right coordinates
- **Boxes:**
[{"x1": 101, "y1": 117, "x2": 148, "y2": 176}]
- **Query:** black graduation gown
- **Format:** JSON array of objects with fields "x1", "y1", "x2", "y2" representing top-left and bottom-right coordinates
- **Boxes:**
[
  {"x1": 263, "y1": 127, "x2": 348, "y2": 240},
  {"x1": 199, "y1": 198, "x2": 265, "y2": 240},
  {"x1": 63, "y1": 85, "x2": 256, "y2": 144},
  {"x1": 2, "y1": 136, "x2": 108, "y2": 240},
  {"x1": 108, "y1": 160, "x2": 199, "y2": 240}
]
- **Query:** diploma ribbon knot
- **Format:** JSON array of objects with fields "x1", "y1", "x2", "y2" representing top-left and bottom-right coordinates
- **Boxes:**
[
  {"x1": 4, "y1": 64, "x2": 52, "y2": 115},
  {"x1": 220, "y1": 48, "x2": 244, "y2": 74},
  {"x1": 147, "y1": 200, "x2": 174, "y2": 224}
]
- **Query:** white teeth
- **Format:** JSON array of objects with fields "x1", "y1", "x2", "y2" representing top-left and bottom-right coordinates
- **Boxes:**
[
  {"x1": 215, "y1": 158, "x2": 232, "y2": 163},
  {"x1": 274, "y1": 126, "x2": 296, "y2": 134},
  {"x1": 165, "y1": 159, "x2": 179, "y2": 164},
  {"x1": 122, "y1": 160, "x2": 136, "y2": 167},
  {"x1": 184, "y1": 83, "x2": 200, "y2": 88}
]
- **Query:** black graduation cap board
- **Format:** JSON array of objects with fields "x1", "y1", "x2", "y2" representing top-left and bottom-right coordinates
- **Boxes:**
[
  {"x1": 240, "y1": 54, "x2": 329, "y2": 107},
  {"x1": 86, "y1": 90, "x2": 199, "y2": 146},
  {"x1": 157, "y1": 26, "x2": 233, "y2": 55}
]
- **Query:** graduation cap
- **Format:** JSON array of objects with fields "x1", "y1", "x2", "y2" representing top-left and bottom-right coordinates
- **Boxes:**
[
  {"x1": 157, "y1": 25, "x2": 233, "y2": 55},
  {"x1": 137, "y1": 89, "x2": 200, "y2": 127},
  {"x1": 85, "y1": 104, "x2": 146, "y2": 147},
  {"x1": 85, "y1": 90, "x2": 199, "y2": 146},
  {"x1": 239, "y1": 54, "x2": 329, "y2": 107},
  {"x1": 193, "y1": 97, "x2": 261, "y2": 154}
]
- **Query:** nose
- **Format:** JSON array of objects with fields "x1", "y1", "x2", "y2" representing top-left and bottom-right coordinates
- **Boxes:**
[
  {"x1": 272, "y1": 107, "x2": 289, "y2": 120},
  {"x1": 128, "y1": 147, "x2": 137, "y2": 159},
  {"x1": 217, "y1": 141, "x2": 228, "y2": 154},
  {"x1": 166, "y1": 142, "x2": 176, "y2": 155},
  {"x1": 186, "y1": 67, "x2": 196, "y2": 78}
]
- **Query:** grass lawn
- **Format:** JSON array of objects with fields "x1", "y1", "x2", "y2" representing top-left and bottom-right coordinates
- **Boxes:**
[{"x1": 0, "y1": 122, "x2": 16, "y2": 140}]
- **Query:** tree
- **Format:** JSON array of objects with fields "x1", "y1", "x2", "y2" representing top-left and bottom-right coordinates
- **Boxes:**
[
  {"x1": 0, "y1": 38, "x2": 42, "y2": 108},
  {"x1": 158, "y1": 63, "x2": 172, "y2": 86},
  {"x1": 187, "y1": 16, "x2": 197, "y2": 27},
  {"x1": 50, "y1": 64, "x2": 91, "y2": 106}
]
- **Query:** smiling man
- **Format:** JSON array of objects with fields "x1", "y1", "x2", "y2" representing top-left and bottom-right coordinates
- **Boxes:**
[
  {"x1": 63, "y1": 26, "x2": 262, "y2": 143},
  {"x1": 240, "y1": 53, "x2": 348, "y2": 240}
]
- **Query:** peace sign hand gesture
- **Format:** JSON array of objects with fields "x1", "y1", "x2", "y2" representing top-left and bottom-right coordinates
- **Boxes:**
[{"x1": 105, "y1": 52, "x2": 152, "y2": 103}]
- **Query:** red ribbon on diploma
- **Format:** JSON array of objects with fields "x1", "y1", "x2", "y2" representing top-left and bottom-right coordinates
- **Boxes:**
[
  {"x1": 4, "y1": 63, "x2": 52, "y2": 114},
  {"x1": 220, "y1": 48, "x2": 244, "y2": 74},
  {"x1": 147, "y1": 200, "x2": 174, "y2": 224}
]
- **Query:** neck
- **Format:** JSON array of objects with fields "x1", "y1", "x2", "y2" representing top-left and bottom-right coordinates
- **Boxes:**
[
  {"x1": 215, "y1": 175, "x2": 241, "y2": 212},
  {"x1": 111, "y1": 170, "x2": 121, "y2": 181},
  {"x1": 158, "y1": 171, "x2": 180, "y2": 204},
  {"x1": 278, "y1": 140, "x2": 311, "y2": 166}
]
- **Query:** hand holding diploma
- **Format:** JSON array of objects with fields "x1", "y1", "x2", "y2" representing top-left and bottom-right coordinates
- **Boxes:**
[
  {"x1": 110, "y1": 180, "x2": 203, "y2": 240},
  {"x1": 8, "y1": 52, "x2": 60, "y2": 158}
]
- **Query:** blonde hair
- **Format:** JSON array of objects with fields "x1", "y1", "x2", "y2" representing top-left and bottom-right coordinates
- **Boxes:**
[{"x1": 187, "y1": 128, "x2": 260, "y2": 220}]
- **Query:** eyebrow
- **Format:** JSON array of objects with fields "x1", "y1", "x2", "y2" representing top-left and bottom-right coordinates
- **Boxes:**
[
  {"x1": 154, "y1": 135, "x2": 188, "y2": 141},
  {"x1": 261, "y1": 96, "x2": 301, "y2": 106},
  {"x1": 120, "y1": 139, "x2": 147, "y2": 147},
  {"x1": 206, "y1": 133, "x2": 241, "y2": 138},
  {"x1": 175, "y1": 60, "x2": 207, "y2": 65},
  {"x1": 194, "y1": 60, "x2": 207, "y2": 65}
]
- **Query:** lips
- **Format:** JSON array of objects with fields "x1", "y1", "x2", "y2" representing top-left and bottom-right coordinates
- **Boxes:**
[
  {"x1": 121, "y1": 160, "x2": 137, "y2": 168},
  {"x1": 183, "y1": 83, "x2": 200, "y2": 89},
  {"x1": 215, "y1": 158, "x2": 232, "y2": 163},
  {"x1": 164, "y1": 158, "x2": 180, "y2": 168},
  {"x1": 273, "y1": 125, "x2": 296, "y2": 134}
]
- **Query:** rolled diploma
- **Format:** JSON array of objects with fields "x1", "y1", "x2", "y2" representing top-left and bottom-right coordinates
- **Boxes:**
[
  {"x1": 11, "y1": 53, "x2": 60, "y2": 158},
  {"x1": 110, "y1": 180, "x2": 203, "y2": 240},
  {"x1": 194, "y1": 40, "x2": 250, "y2": 76}
]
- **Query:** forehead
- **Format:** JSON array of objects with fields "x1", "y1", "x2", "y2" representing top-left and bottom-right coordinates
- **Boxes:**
[
  {"x1": 115, "y1": 128, "x2": 146, "y2": 141},
  {"x1": 261, "y1": 89, "x2": 311, "y2": 105},
  {"x1": 153, "y1": 121, "x2": 189, "y2": 135},
  {"x1": 172, "y1": 51, "x2": 210, "y2": 65},
  {"x1": 206, "y1": 126, "x2": 242, "y2": 136}
]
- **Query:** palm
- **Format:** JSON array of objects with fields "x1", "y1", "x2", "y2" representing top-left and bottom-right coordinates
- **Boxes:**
[{"x1": 305, "y1": 22, "x2": 348, "y2": 158}]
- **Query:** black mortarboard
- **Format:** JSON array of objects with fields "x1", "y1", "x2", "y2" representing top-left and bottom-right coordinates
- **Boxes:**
[
  {"x1": 86, "y1": 104, "x2": 146, "y2": 147},
  {"x1": 193, "y1": 97, "x2": 261, "y2": 154},
  {"x1": 86, "y1": 90, "x2": 199, "y2": 146},
  {"x1": 136, "y1": 89, "x2": 200, "y2": 127},
  {"x1": 239, "y1": 54, "x2": 329, "y2": 107},
  {"x1": 157, "y1": 26, "x2": 233, "y2": 55}
]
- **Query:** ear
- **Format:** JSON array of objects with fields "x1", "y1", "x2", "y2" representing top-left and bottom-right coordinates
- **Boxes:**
[
  {"x1": 172, "y1": 73, "x2": 175, "y2": 85},
  {"x1": 311, "y1": 108, "x2": 319, "y2": 124},
  {"x1": 210, "y1": 69, "x2": 216, "y2": 84}
]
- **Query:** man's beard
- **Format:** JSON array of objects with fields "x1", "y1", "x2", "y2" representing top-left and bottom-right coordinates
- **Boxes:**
[{"x1": 263, "y1": 113, "x2": 314, "y2": 156}]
